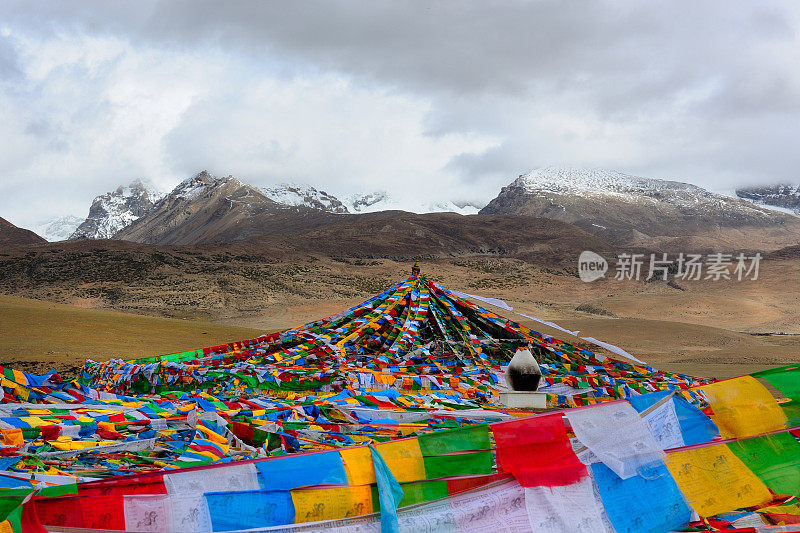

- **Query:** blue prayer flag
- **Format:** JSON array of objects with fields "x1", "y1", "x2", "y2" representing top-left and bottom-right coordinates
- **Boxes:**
[
  {"x1": 205, "y1": 489, "x2": 294, "y2": 531},
  {"x1": 591, "y1": 461, "x2": 691, "y2": 533},
  {"x1": 255, "y1": 450, "x2": 347, "y2": 490}
]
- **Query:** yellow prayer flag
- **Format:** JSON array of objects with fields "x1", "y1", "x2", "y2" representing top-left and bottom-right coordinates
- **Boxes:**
[
  {"x1": 374, "y1": 438, "x2": 426, "y2": 482},
  {"x1": 399, "y1": 424, "x2": 423, "y2": 437},
  {"x1": 699, "y1": 376, "x2": 786, "y2": 438},
  {"x1": 1, "y1": 377, "x2": 31, "y2": 402},
  {"x1": 757, "y1": 502, "x2": 800, "y2": 516},
  {"x1": 340, "y1": 438, "x2": 426, "y2": 485},
  {"x1": 665, "y1": 444, "x2": 772, "y2": 517},
  {"x1": 340, "y1": 446, "x2": 375, "y2": 485},
  {"x1": 291, "y1": 485, "x2": 373, "y2": 523},
  {"x1": 199, "y1": 427, "x2": 228, "y2": 445},
  {"x1": 19, "y1": 416, "x2": 50, "y2": 428}
]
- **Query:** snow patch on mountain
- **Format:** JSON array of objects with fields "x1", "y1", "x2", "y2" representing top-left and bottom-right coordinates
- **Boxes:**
[
  {"x1": 70, "y1": 179, "x2": 164, "y2": 240},
  {"x1": 262, "y1": 184, "x2": 348, "y2": 214},
  {"x1": 34, "y1": 215, "x2": 83, "y2": 242}
]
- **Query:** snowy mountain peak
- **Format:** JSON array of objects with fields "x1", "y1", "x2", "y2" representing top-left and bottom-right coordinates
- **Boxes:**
[
  {"x1": 515, "y1": 167, "x2": 700, "y2": 196},
  {"x1": 344, "y1": 191, "x2": 394, "y2": 213},
  {"x1": 262, "y1": 183, "x2": 348, "y2": 214},
  {"x1": 35, "y1": 215, "x2": 83, "y2": 242},
  {"x1": 508, "y1": 166, "x2": 783, "y2": 213},
  {"x1": 70, "y1": 179, "x2": 164, "y2": 240},
  {"x1": 423, "y1": 200, "x2": 481, "y2": 215},
  {"x1": 171, "y1": 171, "x2": 244, "y2": 202},
  {"x1": 343, "y1": 191, "x2": 483, "y2": 215}
]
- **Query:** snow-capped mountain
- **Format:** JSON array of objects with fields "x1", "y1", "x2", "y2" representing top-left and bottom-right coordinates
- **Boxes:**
[
  {"x1": 344, "y1": 191, "x2": 396, "y2": 213},
  {"x1": 480, "y1": 167, "x2": 794, "y2": 245},
  {"x1": 344, "y1": 191, "x2": 482, "y2": 215},
  {"x1": 34, "y1": 215, "x2": 83, "y2": 242},
  {"x1": 262, "y1": 184, "x2": 348, "y2": 214},
  {"x1": 70, "y1": 179, "x2": 163, "y2": 240},
  {"x1": 115, "y1": 171, "x2": 287, "y2": 245},
  {"x1": 736, "y1": 184, "x2": 800, "y2": 215},
  {"x1": 425, "y1": 200, "x2": 482, "y2": 215},
  {"x1": 112, "y1": 171, "x2": 488, "y2": 245},
  {"x1": 501, "y1": 167, "x2": 757, "y2": 208}
]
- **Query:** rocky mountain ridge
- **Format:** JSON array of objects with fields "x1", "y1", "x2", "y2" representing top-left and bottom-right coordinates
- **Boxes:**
[
  {"x1": 736, "y1": 184, "x2": 800, "y2": 214},
  {"x1": 70, "y1": 179, "x2": 163, "y2": 240}
]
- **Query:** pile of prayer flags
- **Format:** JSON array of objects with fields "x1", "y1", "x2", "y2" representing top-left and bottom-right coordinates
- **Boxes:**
[{"x1": 1, "y1": 271, "x2": 798, "y2": 531}]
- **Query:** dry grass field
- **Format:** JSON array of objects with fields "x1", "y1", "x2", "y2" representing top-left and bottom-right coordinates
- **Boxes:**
[{"x1": 0, "y1": 294, "x2": 263, "y2": 375}]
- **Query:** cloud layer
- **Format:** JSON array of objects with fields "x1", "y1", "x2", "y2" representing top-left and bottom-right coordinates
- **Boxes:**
[{"x1": 2, "y1": 1, "x2": 799, "y2": 227}]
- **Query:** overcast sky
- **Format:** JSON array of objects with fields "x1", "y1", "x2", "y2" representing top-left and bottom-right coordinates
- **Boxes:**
[{"x1": 2, "y1": 1, "x2": 799, "y2": 228}]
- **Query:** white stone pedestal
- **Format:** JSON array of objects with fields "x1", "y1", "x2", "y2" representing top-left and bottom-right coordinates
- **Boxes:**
[{"x1": 499, "y1": 391, "x2": 547, "y2": 409}]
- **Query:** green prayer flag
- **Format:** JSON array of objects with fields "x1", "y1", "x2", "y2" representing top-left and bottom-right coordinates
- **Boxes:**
[
  {"x1": 398, "y1": 480, "x2": 449, "y2": 507},
  {"x1": 37, "y1": 483, "x2": 78, "y2": 498},
  {"x1": 0, "y1": 489, "x2": 32, "y2": 523},
  {"x1": 727, "y1": 432, "x2": 800, "y2": 497},
  {"x1": 422, "y1": 451, "x2": 494, "y2": 479},
  {"x1": 418, "y1": 424, "x2": 491, "y2": 456},
  {"x1": 753, "y1": 367, "x2": 800, "y2": 426},
  {"x1": 753, "y1": 366, "x2": 800, "y2": 400}
]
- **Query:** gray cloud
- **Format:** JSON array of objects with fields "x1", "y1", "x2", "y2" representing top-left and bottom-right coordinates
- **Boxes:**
[
  {"x1": 0, "y1": 35, "x2": 22, "y2": 82},
  {"x1": 1, "y1": 1, "x2": 799, "y2": 227}
]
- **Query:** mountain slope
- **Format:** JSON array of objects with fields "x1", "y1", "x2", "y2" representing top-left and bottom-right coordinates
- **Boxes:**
[
  {"x1": 71, "y1": 179, "x2": 162, "y2": 240},
  {"x1": 268, "y1": 211, "x2": 609, "y2": 259},
  {"x1": 480, "y1": 167, "x2": 799, "y2": 246},
  {"x1": 0, "y1": 217, "x2": 46, "y2": 246}
]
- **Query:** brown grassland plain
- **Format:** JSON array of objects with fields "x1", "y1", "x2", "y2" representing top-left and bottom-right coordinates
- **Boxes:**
[
  {"x1": 2, "y1": 254, "x2": 800, "y2": 380},
  {"x1": 0, "y1": 294, "x2": 262, "y2": 375}
]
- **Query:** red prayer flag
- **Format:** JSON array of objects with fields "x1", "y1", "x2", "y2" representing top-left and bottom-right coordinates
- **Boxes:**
[
  {"x1": 22, "y1": 500, "x2": 49, "y2": 533},
  {"x1": 39, "y1": 425, "x2": 60, "y2": 442},
  {"x1": 78, "y1": 474, "x2": 167, "y2": 497},
  {"x1": 490, "y1": 412, "x2": 586, "y2": 487},
  {"x1": 35, "y1": 495, "x2": 125, "y2": 530}
]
